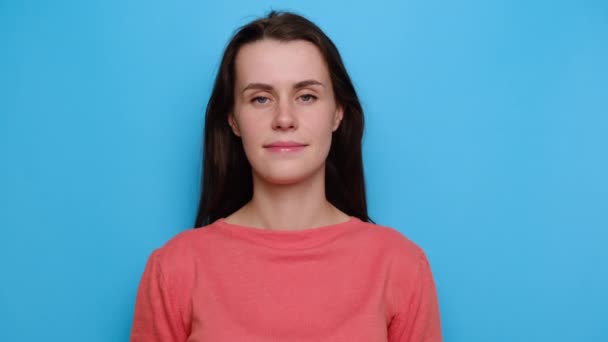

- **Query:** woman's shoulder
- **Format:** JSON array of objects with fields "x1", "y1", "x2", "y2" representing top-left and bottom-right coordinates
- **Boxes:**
[
  {"x1": 147, "y1": 222, "x2": 224, "y2": 272},
  {"x1": 356, "y1": 219, "x2": 426, "y2": 259}
]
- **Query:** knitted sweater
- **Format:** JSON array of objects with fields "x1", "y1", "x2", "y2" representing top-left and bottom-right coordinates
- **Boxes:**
[{"x1": 130, "y1": 216, "x2": 442, "y2": 341}]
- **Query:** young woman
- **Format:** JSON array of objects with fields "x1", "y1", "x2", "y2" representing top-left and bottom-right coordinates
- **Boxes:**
[{"x1": 130, "y1": 10, "x2": 442, "y2": 342}]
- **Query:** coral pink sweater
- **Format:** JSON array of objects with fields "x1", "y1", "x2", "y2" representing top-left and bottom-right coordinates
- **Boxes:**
[{"x1": 130, "y1": 217, "x2": 442, "y2": 341}]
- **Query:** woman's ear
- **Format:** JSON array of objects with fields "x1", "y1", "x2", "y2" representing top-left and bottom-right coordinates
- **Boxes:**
[
  {"x1": 332, "y1": 105, "x2": 344, "y2": 132},
  {"x1": 228, "y1": 114, "x2": 241, "y2": 137}
]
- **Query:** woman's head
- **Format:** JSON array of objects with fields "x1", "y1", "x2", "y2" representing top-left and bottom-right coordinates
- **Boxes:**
[
  {"x1": 194, "y1": 10, "x2": 370, "y2": 227},
  {"x1": 230, "y1": 38, "x2": 343, "y2": 187}
]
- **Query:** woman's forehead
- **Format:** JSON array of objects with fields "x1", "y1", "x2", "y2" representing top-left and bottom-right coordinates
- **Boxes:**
[{"x1": 234, "y1": 39, "x2": 330, "y2": 87}]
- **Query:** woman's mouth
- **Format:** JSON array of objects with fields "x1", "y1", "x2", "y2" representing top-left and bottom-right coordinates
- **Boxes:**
[{"x1": 263, "y1": 141, "x2": 308, "y2": 153}]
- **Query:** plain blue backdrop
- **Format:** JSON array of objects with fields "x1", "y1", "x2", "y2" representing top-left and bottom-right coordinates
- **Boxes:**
[{"x1": 1, "y1": 0, "x2": 606, "y2": 341}]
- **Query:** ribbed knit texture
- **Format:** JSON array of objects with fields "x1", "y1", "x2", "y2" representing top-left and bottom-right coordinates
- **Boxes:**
[{"x1": 130, "y1": 217, "x2": 442, "y2": 341}]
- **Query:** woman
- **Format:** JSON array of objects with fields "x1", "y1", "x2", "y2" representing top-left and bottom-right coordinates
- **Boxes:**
[{"x1": 130, "y1": 10, "x2": 442, "y2": 342}]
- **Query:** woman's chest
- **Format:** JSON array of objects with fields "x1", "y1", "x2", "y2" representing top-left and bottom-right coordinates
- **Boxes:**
[{"x1": 187, "y1": 249, "x2": 392, "y2": 341}]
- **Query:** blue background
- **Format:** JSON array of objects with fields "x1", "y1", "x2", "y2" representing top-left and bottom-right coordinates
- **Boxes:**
[{"x1": 1, "y1": 0, "x2": 606, "y2": 340}]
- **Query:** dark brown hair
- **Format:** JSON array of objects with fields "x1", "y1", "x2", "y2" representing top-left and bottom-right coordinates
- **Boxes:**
[{"x1": 194, "y1": 10, "x2": 372, "y2": 228}]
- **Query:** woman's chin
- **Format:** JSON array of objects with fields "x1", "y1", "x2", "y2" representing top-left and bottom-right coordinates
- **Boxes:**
[
  {"x1": 260, "y1": 174, "x2": 309, "y2": 186},
  {"x1": 254, "y1": 168, "x2": 322, "y2": 186}
]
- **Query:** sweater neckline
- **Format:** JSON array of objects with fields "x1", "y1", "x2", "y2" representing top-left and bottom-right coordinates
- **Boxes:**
[{"x1": 212, "y1": 216, "x2": 364, "y2": 250}]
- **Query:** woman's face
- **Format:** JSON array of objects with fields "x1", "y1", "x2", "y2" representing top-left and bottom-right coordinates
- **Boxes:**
[{"x1": 229, "y1": 39, "x2": 343, "y2": 185}]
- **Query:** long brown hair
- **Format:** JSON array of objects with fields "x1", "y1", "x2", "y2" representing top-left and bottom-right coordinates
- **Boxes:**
[{"x1": 194, "y1": 10, "x2": 372, "y2": 228}]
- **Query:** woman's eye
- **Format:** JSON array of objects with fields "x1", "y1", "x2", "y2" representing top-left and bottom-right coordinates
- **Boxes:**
[
  {"x1": 299, "y1": 94, "x2": 317, "y2": 102},
  {"x1": 252, "y1": 96, "x2": 270, "y2": 104}
]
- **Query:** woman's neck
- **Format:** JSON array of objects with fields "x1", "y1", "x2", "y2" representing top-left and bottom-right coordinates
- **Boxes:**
[{"x1": 225, "y1": 169, "x2": 349, "y2": 231}]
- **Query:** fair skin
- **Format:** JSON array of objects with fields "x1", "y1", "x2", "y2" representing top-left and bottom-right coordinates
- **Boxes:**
[{"x1": 225, "y1": 39, "x2": 351, "y2": 231}]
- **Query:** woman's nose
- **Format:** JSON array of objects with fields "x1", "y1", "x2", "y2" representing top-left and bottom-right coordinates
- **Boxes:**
[{"x1": 272, "y1": 98, "x2": 297, "y2": 130}]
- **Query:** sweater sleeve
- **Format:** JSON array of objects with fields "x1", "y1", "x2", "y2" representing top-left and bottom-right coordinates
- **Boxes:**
[
  {"x1": 387, "y1": 250, "x2": 442, "y2": 342},
  {"x1": 130, "y1": 249, "x2": 188, "y2": 342}
]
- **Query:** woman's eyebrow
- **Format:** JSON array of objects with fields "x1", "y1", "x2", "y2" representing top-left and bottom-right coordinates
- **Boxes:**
[
  {"x1": 241, "y1": 79, "x2": 325, "y2": 93},
  {"x1": 294, "y1": 79, "x2": 325, "y2": 89}
]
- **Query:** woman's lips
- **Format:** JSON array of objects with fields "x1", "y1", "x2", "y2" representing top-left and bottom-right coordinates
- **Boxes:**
[{"x1": 263, "y1": 141, "x2": 308, "y2": 153}]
